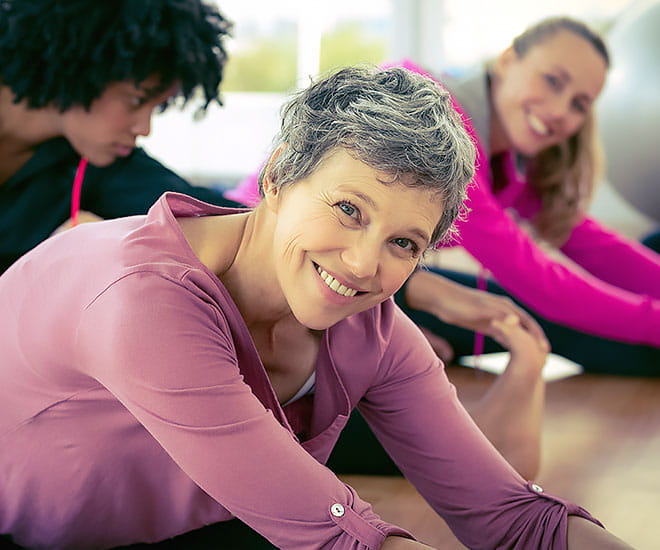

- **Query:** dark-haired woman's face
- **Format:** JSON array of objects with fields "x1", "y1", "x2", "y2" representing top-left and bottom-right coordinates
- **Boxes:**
[
  {"x1": 490, "y1": 30, "x2": 607, "y2": 156},
  {"x1": 59, "y1": 76, "x2": 177, "y2": 166}
]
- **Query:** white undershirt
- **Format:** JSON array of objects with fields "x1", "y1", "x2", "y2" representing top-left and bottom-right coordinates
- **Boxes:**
[{"x1": 282, "y1": 371, "x2": 316, "y2": 407}]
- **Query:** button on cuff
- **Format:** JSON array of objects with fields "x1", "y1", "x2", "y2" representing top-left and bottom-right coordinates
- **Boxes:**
[
  {"x1": 330, "y1": 503, "x2": 345, "y2": 517},
  {"x1": 327, "y1": 501, "x2": 385, "y2": 548}
]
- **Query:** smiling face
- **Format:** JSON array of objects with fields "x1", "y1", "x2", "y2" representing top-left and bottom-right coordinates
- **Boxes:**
[
  {"x1": 490, "y1": 29, "x2": 608, "y2": 156},
  {"x1": 59, "y1": 76, "x2": 176, "y2": 166},
  {"x1": 263, "y1": 148, "x2": 443, "y2": 330}
]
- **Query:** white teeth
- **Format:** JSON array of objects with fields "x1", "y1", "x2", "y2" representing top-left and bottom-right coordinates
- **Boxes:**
[
  {"x1": 528, "y1": 113, "x2": 549, "y2": 136},
  {"x1": 316, "y1": 266, "x2": 358, "y2": 297}
]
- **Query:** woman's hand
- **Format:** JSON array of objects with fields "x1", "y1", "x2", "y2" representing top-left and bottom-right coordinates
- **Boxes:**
[
  {"x1": 404, "y1": 269, "x2": 549, "y2": 357},
  {"x1": 490, "y1": 314, "x2": 547, "y2": 376}
]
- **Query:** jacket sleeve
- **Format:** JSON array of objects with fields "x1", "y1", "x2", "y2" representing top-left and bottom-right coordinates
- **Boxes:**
[
  {"x1": 74, "y1": 271, "x2": 411, "y2": 550},
  {"x1": 358, "y1": 304, "x2": 601, "y2": 550},
  {"x1": 450, "y1": 144, "x2": 660, "y2": 347},
  {"x1": 561, "y1": 215, "x2": 660, "y2": 299}
]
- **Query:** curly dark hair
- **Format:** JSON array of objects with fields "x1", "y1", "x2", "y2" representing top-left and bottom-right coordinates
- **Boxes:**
[{"x1": 0, "y1": 0, "x2": 232, "y2": 112}]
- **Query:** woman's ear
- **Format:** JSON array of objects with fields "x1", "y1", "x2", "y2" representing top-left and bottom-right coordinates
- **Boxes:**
[
  {"x1": 494, "y1": 46, "x2": 516, "y2": 76},
  {"x1": 262, "y1": 144, "x2": 286, "y2": 210}
]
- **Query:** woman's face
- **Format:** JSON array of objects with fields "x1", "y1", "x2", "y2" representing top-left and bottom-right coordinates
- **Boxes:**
[
  {"x1": 59, "y1": 76, "x2": 176, "y2": 166},
  {"x1": 491, "y1": 30, "x2": 607, "y2": 156},
  {"x1": 264, "y1": 148, "x2": 443, "y2": 330}
]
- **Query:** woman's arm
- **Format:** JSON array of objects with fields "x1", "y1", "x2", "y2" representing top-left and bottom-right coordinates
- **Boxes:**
[
  {"x1": 381, "y1": 536, "x2": 437, "y2": 549},
  {"x1": 358, "y1": 305, "x2": 610, "y2": 550},
  {"x1": 403, "y1": 268, "x2": 549, "y2": 352},
  {"x1": 561, "y1": 216, "x2": 660, "y2": 299},
  {"x1": 450, "y1": 168, "x2": 660, "y2": 347},
  {"x1": 75, "y1": 273, "x2": 413, "y2": 549},
  {"x1": 401, "y1": 272, "x2": 548, "y2": 477}
]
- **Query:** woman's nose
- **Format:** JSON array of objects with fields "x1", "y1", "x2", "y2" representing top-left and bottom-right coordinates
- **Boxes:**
[
  {"x1": 340, "y1": 236, "x2": 380, "y2": 280},
  {"x1": 131, "y1": 108, "x2": 153, "y2": 137}
]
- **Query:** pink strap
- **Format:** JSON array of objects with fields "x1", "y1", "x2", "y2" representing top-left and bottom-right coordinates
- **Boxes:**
[
  {"x1": 473, "y1": 266, "x2": 489, "y2": 367},
  {"x1": 70, "y1": 158, "x2": 88, "y2": 227}
]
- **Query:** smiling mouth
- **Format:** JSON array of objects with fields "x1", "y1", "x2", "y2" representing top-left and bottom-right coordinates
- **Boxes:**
[
  {"x1": 527, "y1": 113, "x2": 550, "y2": 137},
  {"x1": 315, "y1": 264, "x2": 361, "y2": 297}
]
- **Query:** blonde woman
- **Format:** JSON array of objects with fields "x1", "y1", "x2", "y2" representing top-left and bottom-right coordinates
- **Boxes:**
[{"x1": 393, "y1": 16, "x2": 660, "y2": 375}]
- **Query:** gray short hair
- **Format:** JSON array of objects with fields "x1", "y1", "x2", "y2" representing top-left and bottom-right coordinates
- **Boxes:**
[{"x1": 259, "y1": 65, "x2": 476, "y2": 245}]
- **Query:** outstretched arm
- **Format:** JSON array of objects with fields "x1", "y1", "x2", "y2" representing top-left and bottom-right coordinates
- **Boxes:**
[{"x1": 403, "y1": 268, "x2": 549, "y2": 353}]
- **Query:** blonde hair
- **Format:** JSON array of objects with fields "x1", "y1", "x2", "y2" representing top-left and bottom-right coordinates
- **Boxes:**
[
  {"x1": 508, "y1": 17, "x2": 610, "y2": 246},
  {"x1": 528, "y1": 112, "x2": 605, "y2": 245}
]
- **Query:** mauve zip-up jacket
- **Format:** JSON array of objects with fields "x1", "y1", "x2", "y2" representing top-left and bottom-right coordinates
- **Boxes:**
[{"x1": 0, "y1": 193, "x2": 598, "y2": 549}]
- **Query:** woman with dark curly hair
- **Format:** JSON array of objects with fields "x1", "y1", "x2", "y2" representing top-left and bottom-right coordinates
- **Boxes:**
[{"x1": 0, "y1": 0, "x2": 239, "y2": 275}]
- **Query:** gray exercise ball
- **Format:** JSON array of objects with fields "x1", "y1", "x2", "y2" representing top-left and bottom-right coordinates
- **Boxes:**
[{"x1": 597, "y1": 0, "x2": 660, "y2": 222}]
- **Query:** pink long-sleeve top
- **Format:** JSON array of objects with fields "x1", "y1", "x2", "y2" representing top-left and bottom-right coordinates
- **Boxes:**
[
  {"x1": 0, "y1": 193, "x2": 598, "y2": 549},
  {"x1": 228, "y1": 61, "x2": 660, "y2": 347}
]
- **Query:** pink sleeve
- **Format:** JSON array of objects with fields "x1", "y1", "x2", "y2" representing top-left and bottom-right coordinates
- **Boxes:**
[
  {"x1": 454, "y1": 164, "x2": 660, "y2": 346},
  {"x1": 561, "y1": 215, "x2": 660, "y2": 299},
  {"x1": 358, "y1": 305, "x2": 601, "y2": 549},
  {"x1": 75, "y1": 272, "x2": 411, "y2": 549}
]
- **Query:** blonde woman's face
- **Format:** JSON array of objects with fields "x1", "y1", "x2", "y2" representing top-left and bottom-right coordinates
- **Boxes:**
[{"x1": 491, "y1": 30, "x2": 607, "y2": 156}]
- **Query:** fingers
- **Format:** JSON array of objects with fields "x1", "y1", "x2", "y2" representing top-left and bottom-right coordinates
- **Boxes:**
[
  {"x1": 489, "y1": 315, "x2": 548, "y2": 371},
  {"x1": 489, "y1": 315, "x2": 520, "y2": 349},
  {"x1": 497, "y1": 300, "x2": 550, "y2": 353},
  {"x1": 513, "y1": 308, "x2": 549, "y2": 350}
]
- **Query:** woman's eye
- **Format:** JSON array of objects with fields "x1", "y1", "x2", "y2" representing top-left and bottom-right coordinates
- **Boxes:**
[
  {"x1": 129, "y1": 95, "x2": 148, "y2": 108},
  {"x1": 392, "y1": 237, "x2": 418, "y2": 254},
  {"x1": 572, "y1": 99, "x2": 588, "y2": 114},
  {"x1": 337, "y1": 202, "x2": 358, "y2": 219},
  {"x1": 544, "y1": 74, "x2": 561, "y2": 90}
]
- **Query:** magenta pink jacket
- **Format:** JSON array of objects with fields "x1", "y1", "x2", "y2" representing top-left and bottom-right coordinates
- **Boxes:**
[
  {"x1": 0, "y1": 194, "x2": 597, "y2": 549},
  {"x1": 228, "y1": 60, "x2": 660, "y2": 347}
]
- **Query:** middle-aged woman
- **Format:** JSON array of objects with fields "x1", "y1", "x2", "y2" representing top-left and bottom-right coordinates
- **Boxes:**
[{"x1": 0, "y1": 67, "x2": 633, "y2": 550}]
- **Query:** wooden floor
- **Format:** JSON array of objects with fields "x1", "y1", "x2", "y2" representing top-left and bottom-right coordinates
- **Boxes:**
[{"x1": 340, "y1": 365, "x2": 660, "y2": 549}]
